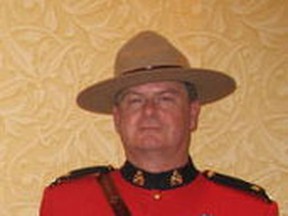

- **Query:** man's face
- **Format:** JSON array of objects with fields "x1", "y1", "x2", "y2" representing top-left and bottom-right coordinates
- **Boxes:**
[{"x1": 113, "y1": 81, "x2": 200, "y2": 157}]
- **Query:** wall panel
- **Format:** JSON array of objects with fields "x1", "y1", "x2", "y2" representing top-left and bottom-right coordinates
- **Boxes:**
[{"x1": 0, "y1": 0, "x2": 287, "y2": 215}]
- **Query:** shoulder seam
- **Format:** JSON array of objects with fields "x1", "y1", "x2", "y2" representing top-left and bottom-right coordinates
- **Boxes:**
[
  {"x1": 49, "y1": 165, "x2": 114, "y2": 187},
  {"x1": 203, "y1": 170, "x2": 272, "y2": 203}
]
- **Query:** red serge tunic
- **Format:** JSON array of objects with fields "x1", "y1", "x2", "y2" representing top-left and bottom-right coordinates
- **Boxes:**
[{"x1": 40, "y1": 165, "x2": 278, "y2": 216}]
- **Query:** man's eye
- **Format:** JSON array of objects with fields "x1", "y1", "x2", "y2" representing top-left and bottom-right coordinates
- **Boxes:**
[
  {"x1": 124, "y1": 95, "x2": 144, "y2": 105},
  {"x1": 162, "y1": 96, "x2": 173, "y2": 101},
  {"x1": 158, "y1": 95, "x2": 175, "y2": 102},
  {"x1": 128, "y1": 98, "x2": 142, "y2": 103}
]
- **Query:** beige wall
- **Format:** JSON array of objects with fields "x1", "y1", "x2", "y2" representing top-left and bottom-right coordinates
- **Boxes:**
[{"x1": 0, "y1": 0, "x2": 287, "y2": 215}]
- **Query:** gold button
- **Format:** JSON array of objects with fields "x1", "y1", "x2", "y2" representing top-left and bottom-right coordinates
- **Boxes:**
[
  {"x1": 251, "y1": 185, "x2": 261, "y2": 192},
  {"x1": 153, "y1": 193, "x2": 162, "y2": 200},
  {"x1": 207, "y1": 170, "x2": 215, "y2": 178}
]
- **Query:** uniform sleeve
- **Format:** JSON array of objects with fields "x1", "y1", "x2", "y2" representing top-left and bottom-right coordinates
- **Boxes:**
[
  {"x1": 266, "y1": 201, "x2": 279, "y2": 216},
  {"x1": 39, "y1": 187, "x2": 53, "y2": 216}
]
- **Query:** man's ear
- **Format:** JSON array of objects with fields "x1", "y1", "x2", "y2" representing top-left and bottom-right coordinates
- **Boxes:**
[
  {"x1": 112, "y1": 106, "x2": 120, "y2": 133},
  {"x1": 189, "y1": 100, "x2": 201, "y2": 131}
]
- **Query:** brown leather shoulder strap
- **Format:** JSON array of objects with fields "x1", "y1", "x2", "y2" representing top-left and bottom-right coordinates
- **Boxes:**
[{"x1": 97, "y1": 173, "x2": 131, "y2": 216}]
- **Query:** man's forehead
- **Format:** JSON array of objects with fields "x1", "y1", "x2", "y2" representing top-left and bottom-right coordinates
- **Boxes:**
[{"x1": 113, "y1": 81, "x2": 191, "y2": 104}]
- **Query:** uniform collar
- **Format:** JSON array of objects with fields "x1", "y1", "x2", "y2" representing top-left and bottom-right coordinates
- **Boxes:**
[{"x1": 120, "y1": 157, "x2": 199, "y2": 190}]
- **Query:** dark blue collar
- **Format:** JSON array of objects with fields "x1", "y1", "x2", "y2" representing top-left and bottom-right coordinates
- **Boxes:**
[{"x1": 120, "y1": 157, "x2": 199, "y2": 190}]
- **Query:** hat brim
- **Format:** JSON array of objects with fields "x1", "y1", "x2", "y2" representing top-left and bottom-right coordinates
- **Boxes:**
[{"x1": 77, "y1": 67, "x2": 236, "y2": 114}]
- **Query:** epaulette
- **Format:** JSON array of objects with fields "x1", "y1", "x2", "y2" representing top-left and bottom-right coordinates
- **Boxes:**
[
  {"x1": 50, "y1": 165, "x2": 114, "y2": 187},
  {"x1": 203, "y1": 170, "x2": 272, "y2": 203}
]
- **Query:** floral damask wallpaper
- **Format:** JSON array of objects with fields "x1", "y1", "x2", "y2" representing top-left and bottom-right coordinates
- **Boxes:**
[{"x1": 0, "y1": 0, "x2": 287, "y2": 215}]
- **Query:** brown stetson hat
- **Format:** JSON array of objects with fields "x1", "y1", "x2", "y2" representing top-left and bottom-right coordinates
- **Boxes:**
[{"x1": 77, "y1": 31, "x2": 236, "y2": 114}]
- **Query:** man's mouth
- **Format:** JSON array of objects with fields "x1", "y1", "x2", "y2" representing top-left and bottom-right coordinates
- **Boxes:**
[{"x1": 139, "y1": 125, "x2": 161, "y2": 131}]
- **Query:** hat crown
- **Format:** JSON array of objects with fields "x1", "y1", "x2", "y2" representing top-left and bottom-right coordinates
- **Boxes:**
[{"x1": 114, "y1": 31, "x2": 190, "y2": 75}]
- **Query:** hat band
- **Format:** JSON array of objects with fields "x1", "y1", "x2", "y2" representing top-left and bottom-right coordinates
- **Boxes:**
[{"x1": 121, "y1": 65, "x2": 184, "y2": 76}]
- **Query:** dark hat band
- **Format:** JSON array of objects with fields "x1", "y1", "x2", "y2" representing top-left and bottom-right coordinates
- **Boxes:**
[{"x1": 122, "y1": 65, "x2": 184, "y2": 76}]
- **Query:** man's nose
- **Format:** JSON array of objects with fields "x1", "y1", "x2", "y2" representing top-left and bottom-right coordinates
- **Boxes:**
[{"x1": 142, "y1": 98, "x2": 158, "y2": 116}]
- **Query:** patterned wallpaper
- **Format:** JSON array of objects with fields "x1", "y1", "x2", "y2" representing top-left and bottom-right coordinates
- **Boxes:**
[{"x1": 0, "y1": 0, "x2": 287, "y2": 215}]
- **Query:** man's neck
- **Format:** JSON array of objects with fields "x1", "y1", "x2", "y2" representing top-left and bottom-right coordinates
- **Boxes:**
[{"x1": 125, "y1": 152, "x2": 190, "y2": 173}]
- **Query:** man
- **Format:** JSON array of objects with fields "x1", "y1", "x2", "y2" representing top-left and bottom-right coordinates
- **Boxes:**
[{"x1": 40, "y1": 31, "x2": 278, "y2": 216}]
